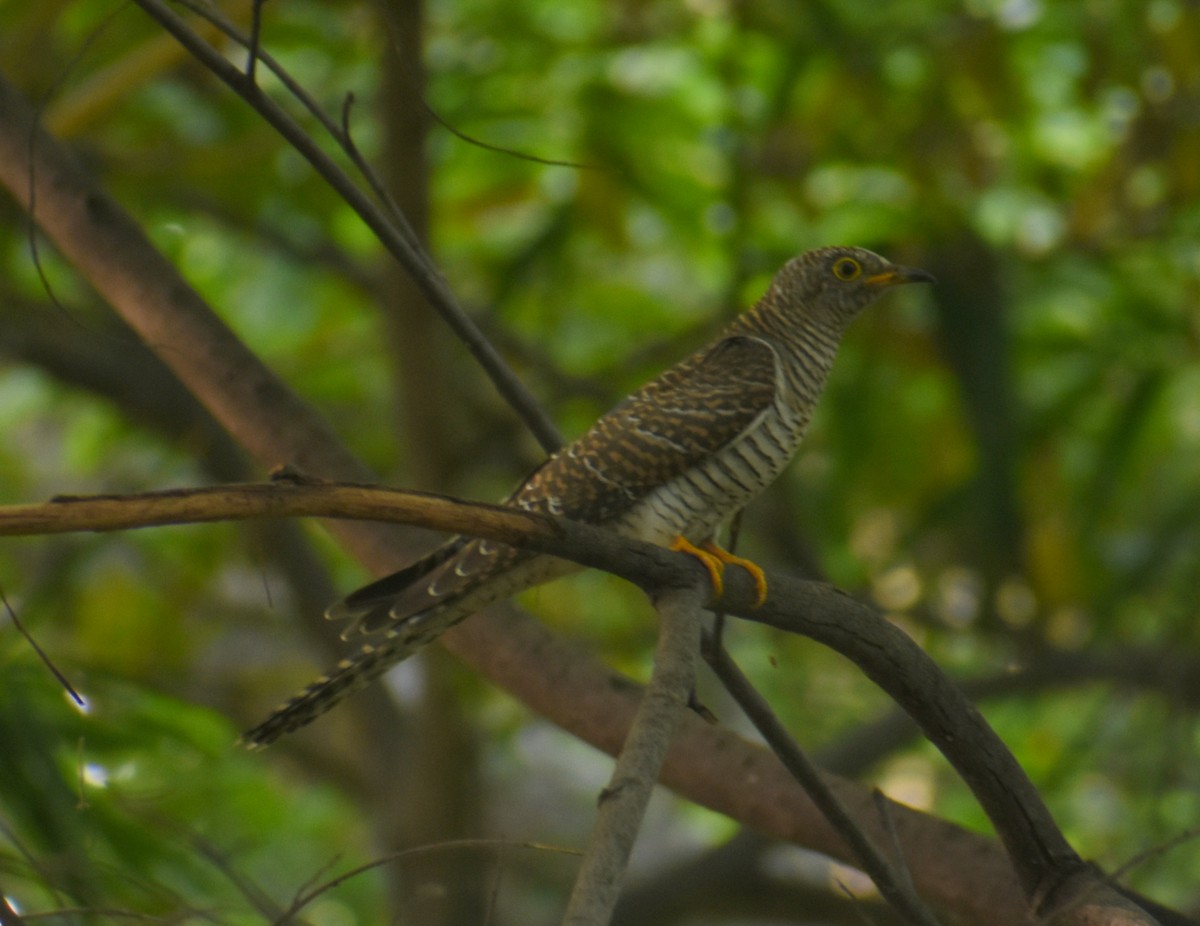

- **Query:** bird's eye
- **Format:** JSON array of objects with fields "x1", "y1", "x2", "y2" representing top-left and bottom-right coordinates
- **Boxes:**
[{"x1": 832, "y1": 257, "x2": 862, "y2": 281}]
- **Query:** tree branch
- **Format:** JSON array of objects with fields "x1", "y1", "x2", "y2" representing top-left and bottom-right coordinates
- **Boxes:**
[
  {"x1": 0, "y1": 70, "x2": 380, "y2": 499},
  {"x1": 129, "y1": 0, "x2": 563, "y2": 454},
  {"x1": 0, "y1": 481, "x2": 1170, "y2": 925},
  {"x1": 562, "y1": 586, "x2": 704, "y2": 926},
  {"x1": 704, "y1": 637, "x2": 940, "y2": 926}
]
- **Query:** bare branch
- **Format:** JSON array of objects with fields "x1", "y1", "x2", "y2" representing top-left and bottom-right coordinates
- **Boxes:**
[
  {"x1": 246, "y1": 0, "x2": 267, "y2": 84},
  {"x1": 1109, "y1": 826, "x2": 1200, "y2": 889},
  {"x1": 0, "y1": 480, "x2": 1169, "y2": 924},
  {"x1": 0, "y1": 481, "x2": 544, "y2": 541},
  {"x1": 129, "y1": 0, "x2": 563, "y2": 453},
  {"x1": 275, "y1": 839, "x2": 577, "y2": 926},
  {"x1": 0, "y1": 477, "x2": 1174, "y2": 924},
  {"x1": 0, "y1": 589, "x2": 83, "y2": 706},
  {"x1": 422, "y1": 100, "x2": 605, "y2": 172},
  {"x1": 17, "y1": 910, "x2": 170, "y2": 923},
  {"x1": 704, "y1": 637, "x2": 941, "y2": 926},
  {"x1": 562, "y1": 585, "x2": 704, "y2": 926}
]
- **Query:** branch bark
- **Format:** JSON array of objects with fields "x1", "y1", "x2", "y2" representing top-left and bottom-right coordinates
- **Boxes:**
[{"x1": 562, "y1": 586, "x2": 704, "y2": 926}]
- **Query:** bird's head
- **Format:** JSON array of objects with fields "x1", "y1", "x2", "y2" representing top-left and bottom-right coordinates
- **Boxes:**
[{"x1": 767, "y1": 246, "x2": 934, "y2": 328}]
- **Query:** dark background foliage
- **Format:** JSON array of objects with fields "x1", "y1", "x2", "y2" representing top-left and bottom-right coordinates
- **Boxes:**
[{"x1": 1, "y1": 0, "x2": 1199, "y2": 922}]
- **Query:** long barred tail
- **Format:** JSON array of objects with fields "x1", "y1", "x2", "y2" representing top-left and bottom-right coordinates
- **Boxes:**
[
  {"x1": 240, "y1": 638, "x2": 408, "y2": 748},
  {"x1": 242, "y1": 552, "x2": 557, "y2": 748}
]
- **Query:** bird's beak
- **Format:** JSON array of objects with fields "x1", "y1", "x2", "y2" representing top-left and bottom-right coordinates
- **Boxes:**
[{"x1": 865, "y1": 264, "x2": 936, "y2": 288}]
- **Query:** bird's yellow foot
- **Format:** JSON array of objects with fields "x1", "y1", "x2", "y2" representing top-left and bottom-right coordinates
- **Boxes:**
[
  {"x1": 669, "y1": 537, "x2": 768, "y2": 608},
  {"x1": 702, "y1": 542, "x2": 768, "y2": 608},
  {"x1": 670, "y1": 535, "x2": 727, "y2": 599}
]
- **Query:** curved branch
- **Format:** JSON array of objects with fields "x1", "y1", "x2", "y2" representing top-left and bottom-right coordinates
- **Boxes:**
[
  {"x1": 0, "y1": 481, "x2": 1166, "y2": 925},
  {"x1": 704, "y1": 638, "x2": 940, "y2": 926}
]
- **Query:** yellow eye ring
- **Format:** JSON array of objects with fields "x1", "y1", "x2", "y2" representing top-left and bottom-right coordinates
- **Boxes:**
[{"x1": 832, "y1": 257, "x2": 862, "y2": 281}]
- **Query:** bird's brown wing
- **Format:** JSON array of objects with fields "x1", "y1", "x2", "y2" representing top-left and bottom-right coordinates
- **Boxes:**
[
  {"x1": 334, "y1": 335, "x2": 780, "y2": 635},
  {"x1": 516, "y1": 334, "x2": 780, "y2": 522}
]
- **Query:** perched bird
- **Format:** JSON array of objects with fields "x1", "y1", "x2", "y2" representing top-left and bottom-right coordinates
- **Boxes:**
[{"x1": 243, "y1": 246, "x2": 932, "y2": 747}]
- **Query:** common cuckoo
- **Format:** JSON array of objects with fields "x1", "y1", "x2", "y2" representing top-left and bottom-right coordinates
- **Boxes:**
[{"x1": 244, "y1": 246, "x2": 932, "y2": 747}]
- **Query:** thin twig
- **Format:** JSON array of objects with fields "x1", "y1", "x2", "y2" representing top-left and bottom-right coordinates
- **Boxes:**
[
  {"x1": 561, "y1": 585, "x2": 705, "y2": 926},
  {"x1": 483, "y1": 840, "x2": 507, "y2": 926},
  {"x1": 0, "y1": 589, "x2": 83, "y2": 705},
  {"x1": 334, "y1": 89, "x2": 430, "y2": 273},
  {"x1": 0, "y1": 822, "x2": 67, "y2": 910},
  {"x1": 130, "y1": 0, "x2": 563, "y2": 453},
  {"x1": 703, "y1": 634, "x2": 942, "y2": 926},
  {"x1": 245, "y1": 0, "x2": 267, "y2": 85},
  {"x1": 873, "y1": 789, "x2": 918, "y2": 898},
  {"x1": 24, "y1": 2, "x2": 130, "y2": 327},
  {"x1": 173, "y1": 0, "x2": 430, "y2": 271},
  {"x1": 188, "y1": 831, "x2": 290, "y2": 923},
  {"x1": 17, "y1": 909, "x2": 171, "y2": 923},
  {"x1": 275, "y1": 839, "x2": 576, "y2": 925},
  {"x1": 423, "y1": 101, "x2": 604, "y2": 172},
  {"x1": 1108, "y1": 825, "x2": 1200, "y2": 885}
]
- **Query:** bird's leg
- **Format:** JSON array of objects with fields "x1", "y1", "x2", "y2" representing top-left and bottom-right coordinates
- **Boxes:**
[
  {"x1": 701, "y1": 542, "x2": 768, "y2": 608},
  {"x1": 669, "y1": 537, "x2": 769, "y2": 607},
  {"x1": 670, "y1": 535, "x2": 727, "y2": 599}
]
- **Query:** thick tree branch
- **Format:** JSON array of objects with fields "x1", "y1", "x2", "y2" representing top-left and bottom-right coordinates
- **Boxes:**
[{"x1": 0, "y1": 72, "x2": 379, "y2": 499}]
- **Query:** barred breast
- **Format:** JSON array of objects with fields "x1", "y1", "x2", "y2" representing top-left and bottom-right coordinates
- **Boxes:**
[{"x1": 615, "y1": 382, "x2": 812, "y2": 545}]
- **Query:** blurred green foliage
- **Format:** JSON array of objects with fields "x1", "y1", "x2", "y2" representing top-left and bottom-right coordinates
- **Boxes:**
[{"x1": 2, "y1": 0, "x2": 1200, "y2": 920}]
